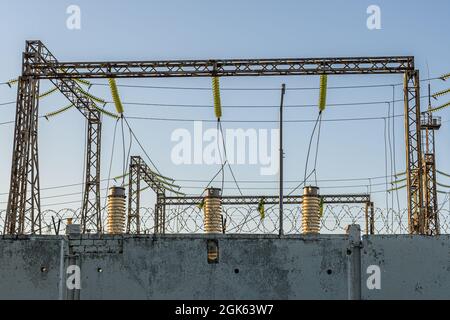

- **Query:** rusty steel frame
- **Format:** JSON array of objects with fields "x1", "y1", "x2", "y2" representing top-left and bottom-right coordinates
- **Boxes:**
[
  {"x1": 403, "y1": 71, "x2": 425, "y2": 234},
  {"x1": 161, "y1": 194, "x2": 372, "y2": 235},
  {"x1": 27, "y1": 56, "x2": 414, "y2": 79},
  {"x1": 5, "y1": 40, "x2": 426, "y2": 235},
  {"x1": 4, "y1": 74, "x2": 41, "y2": 235},
  {"x1": 365, "y1": 202, "x2": 375, "y2": 235},
  {"x1": 6, "y1": 41, "x2": 101, "y2": 234},
  {"x1": 420, "y1": 112, "x2": 441, "y2": 235},
  {"x1": 161, "y1": 194, "x2": 371, "y2": 206},
  {"x1": 127, "y1": 156, "x2": 168, "y2": 234}
]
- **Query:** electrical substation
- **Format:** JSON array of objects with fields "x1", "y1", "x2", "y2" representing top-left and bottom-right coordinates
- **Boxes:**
[{"x1": 0, "y1": 40, "x2": 449, "y2": 299}]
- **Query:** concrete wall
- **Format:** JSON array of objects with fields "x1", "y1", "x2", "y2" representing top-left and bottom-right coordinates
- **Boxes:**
[
  {"x1": 0, "y1": 237, "x2": 66, "y2": 299},
  {"x1": 0, "y1": 230, "x2": 449, "y2": 299},
  {"x1": 361, "y1": 235, "x2": 450, "y2": 299}
]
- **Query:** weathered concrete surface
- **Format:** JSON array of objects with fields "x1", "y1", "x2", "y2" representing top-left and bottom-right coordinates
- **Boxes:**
[
  {"x1": 361, "y1": 235, "x2": 450, "y2": 299},
  {"x1": 0, "y1": 236, "x2": 66, "y2": 299},
  {"x1": 79, "y1": 234, "x2": 349, "y2": 299},
  {"x1": 0, "y1": 232, "x2": 449, "y2": 299}
]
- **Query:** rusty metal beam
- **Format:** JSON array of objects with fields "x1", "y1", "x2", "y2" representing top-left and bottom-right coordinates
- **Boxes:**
[
  {"x1": 161, "y1": 194, "x2": 371, "y2": 206},
  {"x1": 6, "y1": 40, "x2": 426, "y2": 235},
  {"x1": 28, "y1": 56, "x2": 414, "y2": 79}
]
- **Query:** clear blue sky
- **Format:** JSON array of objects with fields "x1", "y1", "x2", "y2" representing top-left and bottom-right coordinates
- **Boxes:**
[{"x1": 0, "y1": 0, "x2": 449, "y2": 214}]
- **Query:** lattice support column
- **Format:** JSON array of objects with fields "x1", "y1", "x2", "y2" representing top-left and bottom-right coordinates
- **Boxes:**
[
  {"x1": 127, "y1": 156, "x2": 141, "y2": 234},
  {"x1": 22, "y1": 40, "x2": 103, "y2": 234},
  {"x1": 80, "y1": 113, "x2": 102, "y2": 233},
  {"x1": 369, "y1": 202, "x2": 375, "y2": 235},
  {"x1": 404, "y1": 70, "x2": 424, "y2": 234},
  {"x1": 422, "y1": 153, "x2": 440, "y2": 235},
  {"x1": 5, "y1": 47, "x2": 42, "y2": 234},
  {"x1": 423, "y1": 151, "x2": 439, "y2": 235},
  {"x1": 155, "y1": 192, "x2": 166, "y2": 234},
  {"x1": 420, "y1": 109, "x2": 440, "y2": 235},
  {"x1": 28, "y1": 77, "x2": 41, "y2": 234}
]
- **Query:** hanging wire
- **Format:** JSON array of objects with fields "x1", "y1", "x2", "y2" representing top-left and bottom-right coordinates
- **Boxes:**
[
  {"x1": 124, "y1": 125, "x2": 133, "y2": 178},
  {"x1": 392, "y1": 85, "x2": 402, "y2": 230},
  {"x1": 122, "y1": 116, "x2": 162, "y2": 175},
  {"x1": 103, "y1": 119, "x2": 120, "y2": 209},
  {"x1": 120, "y1": 117, "x2": 126, "y2": 186},
  {"x1": 80, "y1": 117, "x2": 87, "y2": 212},
  {"x1": 218, "y1": 121, "x2": 245, "y2": 197},
  {"x1": 383, "y1": 117, "x2": 389, "y2": 233},
  {"x1": 49, "y1": 75, "x2": 441, "y2": 91},
  {"x1": 313, "y1": 112, "x2": 323, "y2": 186},
  {"x1": 216, "y1": 120, "x2": 225, "y2": 193},
  {"x1": 303, "y1": 112, "x2": 322, "y2": 185},
  {"x1": 386, "y1": 102, "x2": 394, "y2": 231}
]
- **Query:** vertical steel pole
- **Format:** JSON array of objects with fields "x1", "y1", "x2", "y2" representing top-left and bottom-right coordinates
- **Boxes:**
[
  {"x1": 364, "y1": 202, "x2": 369, "y2": 235},
  {"x1": 346, "y1": 224, "x2": 362, "y2": 300},
  {"x1": 370, "y1": 202, "x2": 375, "y2": 235},
  {"x1": 279, "y1": 84, "x2": 286, "y2": 236},
  {"x1": 404, "y1": 70, "x2": 424, "y2": 234}
]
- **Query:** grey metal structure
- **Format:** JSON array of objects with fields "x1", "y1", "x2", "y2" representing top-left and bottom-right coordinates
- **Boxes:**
[
  {"x1": 5, "y1": 40, "x2": 430, "y2": 236},
  {"x1": 5, "y1": 41, "x2": 102, "y2": 234},
  {"x1": 127, "y1": 156, "x2": 182, "y2": 234},
  {"x1": 0, "y1": 227, "x2": 449, "y2": 299},
  {"x1": 160, "y1": 194, "x2": 370, "y2": 205},
  {"x1": 420, "y1": 86, "x2": 441, "y2": 235}
]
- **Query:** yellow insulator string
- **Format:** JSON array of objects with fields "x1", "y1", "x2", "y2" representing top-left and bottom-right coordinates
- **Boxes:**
[
  {"x1": 440, "y1": 72, "x2": 450, "y2": 81},
  {"x1": 430, "y1": 101, "x2": 450, "y2": 113},
  {"x1": 212, "y1": 76, "x2": 222, "y2": 120},
  {"x1": 39, "y1": 87, "x2": 58, "y2": 99},
  {"x1": 108, "y1": 78, "x2": 124, "y2": 115},
  {"x1": 318, "y1": 74, "x2": 328, "y2": 113},
  {"x1": 79, "y1": 87, "x2": 107, "y2": 106},
  {"x1": 432, "y1": 87, "x2": 450, "y2": 99},
  {"x1": 313, "y1": 75, "x2": 327, "y2": 184},
  {"x1": 44, "y1": 104, "x2": 74, "y2": 120}
]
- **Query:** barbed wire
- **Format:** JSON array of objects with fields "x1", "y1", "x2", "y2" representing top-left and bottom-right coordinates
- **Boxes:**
[{"x1": 0, "y1": 202, "x2": 448, "y2": 235}]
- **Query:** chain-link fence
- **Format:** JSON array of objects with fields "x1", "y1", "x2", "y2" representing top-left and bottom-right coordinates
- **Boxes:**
[{"x1": 1, "y1": 202, "x2": 449, "y2": 235}]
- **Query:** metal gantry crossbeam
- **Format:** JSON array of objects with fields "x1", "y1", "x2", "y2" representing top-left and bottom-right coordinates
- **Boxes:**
[
  {"x1": 161, "y1": 194, "x2": 371, "y2": 206},
  {"x1": 28, "y1": 56, "x2": 414, "y2": 79},
  {"x1": 5, "y1": 39, "x2": 429, "y2": 235}
]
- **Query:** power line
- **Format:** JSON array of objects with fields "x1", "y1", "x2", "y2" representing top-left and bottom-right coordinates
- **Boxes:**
[
  {"x1": 0, "y1": 94, "x2": 435, "y2": 110},
  {"x1": 125, "y1": 114, "x2": 404, "y2": 123},
  {"x1": 0, "y1": 178, "x2": 114, "y2": 196},
  {"x1": 0, "y1": 173, "x2": 401, "y2": 196},
  {"x1": 176, "y1": 175, "x2": 395, "y2": 184},
  {"x1": 0, "y1": 176, "x2": 407, "y2": 200},
  {"x1": 115, "y1": 100, "x2": 398, "y2": 109},
  {"x1": 85, "y1": 76, "x2": 441, "y2": 91},
  {"x1": 0, "y1": 116, "x2": 46, "y2": 126},
  {"x1": 122, "y1": 115, "x2": 162, "y2": 175},
  {"x1": 0, "y1": 120, "x2": 15, "y2": 126},
  {"x1": 0, "y1": 75, "x2": 442, "y2": 93},
  {"x1": 178, "y1": 182, "x2": 388, "y2": 190},
  {"x1": 0, "y1": 101, "x2": 15, "y2": 106},
  {"x1": 39, "y1": 198, "x2": 107, "y2": 208}
]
